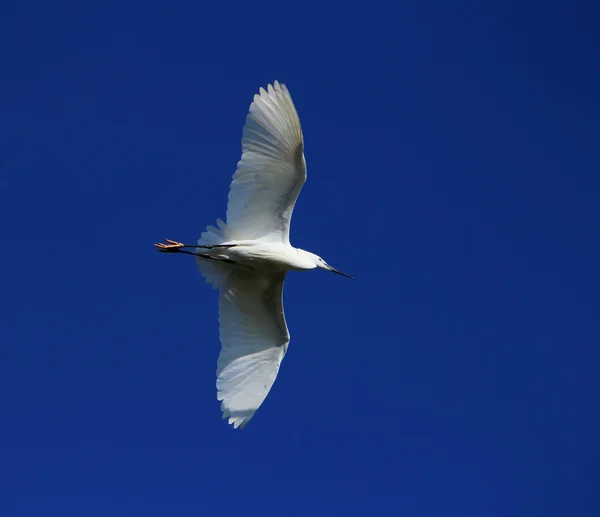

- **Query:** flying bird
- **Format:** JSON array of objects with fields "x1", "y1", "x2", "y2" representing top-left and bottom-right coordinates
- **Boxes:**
[{"x1": 155, "y1": 81, "x2": 352, "y2": 429}]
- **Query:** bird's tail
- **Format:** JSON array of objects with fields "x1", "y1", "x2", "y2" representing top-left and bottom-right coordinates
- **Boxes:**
[{"x1": 195, "y1": 219, "x2": 234, "y2": 288}]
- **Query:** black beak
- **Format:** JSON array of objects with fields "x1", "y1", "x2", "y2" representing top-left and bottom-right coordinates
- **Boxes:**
[{"x1": 328, "y1": 266, "x2": 354, "y2": 280}]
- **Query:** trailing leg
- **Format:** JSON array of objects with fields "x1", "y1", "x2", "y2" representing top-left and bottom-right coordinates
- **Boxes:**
[{"x1": 154, "y1": 239, "x2": 236, "y2": 253}]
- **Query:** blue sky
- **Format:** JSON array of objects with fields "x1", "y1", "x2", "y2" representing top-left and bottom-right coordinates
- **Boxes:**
[{"x1": 1, "y1": 2, "x2": 599, "y2": 516}]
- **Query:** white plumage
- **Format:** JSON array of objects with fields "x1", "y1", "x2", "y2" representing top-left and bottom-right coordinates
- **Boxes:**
[
  {"x1": 226, "y1": 82, "x2": 306, "y2": 244},
  {"x1": 156, "y1": 81, "x2": 352, "y2": 429}
]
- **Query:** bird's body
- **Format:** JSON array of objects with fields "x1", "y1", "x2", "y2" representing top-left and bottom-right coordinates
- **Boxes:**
[
  {"x1": 156, "y1": 81, "x2": 351, "y2": 429},
  {"x1": 194, "y1": 240, "x2": 320, "y2": 272}
]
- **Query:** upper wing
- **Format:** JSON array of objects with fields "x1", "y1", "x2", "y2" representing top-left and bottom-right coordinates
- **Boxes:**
[
  {"x1": 217, "y1": 270, "x2": 289, "y2": 429},
  {"x1": 226, "y1": 81, "x2": 306, "y2": 244}
]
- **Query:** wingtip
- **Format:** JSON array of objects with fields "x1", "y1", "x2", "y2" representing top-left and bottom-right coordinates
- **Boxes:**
[
  {"x1": 223, "y1": 413, "x2": 252, "y2": 430},
  {"x1": 219, "y1": 399, "x2": 255, "y2": 429},
  {"x1": 260, "y1": 80, "x2": 285, "y2": 95}
]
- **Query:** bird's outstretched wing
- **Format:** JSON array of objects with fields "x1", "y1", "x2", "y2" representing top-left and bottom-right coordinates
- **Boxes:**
[
  {"x1": 226, "y1": 81, "x2": 306, "y2": 244},
  {"x1": 217, "y1": 270, "x2": 289, "y2": 429}
]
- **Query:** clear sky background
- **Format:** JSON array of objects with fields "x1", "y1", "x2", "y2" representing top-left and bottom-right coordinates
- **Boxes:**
[{"x1": 1, "y1": 2, "x2": 599, "y2": 516}]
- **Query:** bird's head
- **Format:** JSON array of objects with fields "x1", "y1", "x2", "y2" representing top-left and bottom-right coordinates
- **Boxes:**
[{"x1": 297, "y1": 250, "x2": 354, "y2": 279}]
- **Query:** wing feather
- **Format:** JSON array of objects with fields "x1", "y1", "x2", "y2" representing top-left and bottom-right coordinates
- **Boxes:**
[
  {"x1": 216, "y1": 270, "x2": 289, "y2": 429},
  {"x1": 226, "y1": 81, "x2": 306, "y2": 244}
]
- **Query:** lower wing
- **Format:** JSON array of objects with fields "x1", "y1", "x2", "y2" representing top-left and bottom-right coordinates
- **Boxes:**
[{"x1": 216, "y1": 270, "x2": 289, "y2": 428}]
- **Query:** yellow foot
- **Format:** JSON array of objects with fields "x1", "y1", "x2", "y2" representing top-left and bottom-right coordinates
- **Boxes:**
[{"x1": 154, "y1": 238, "x2": 185, "y2": 252}]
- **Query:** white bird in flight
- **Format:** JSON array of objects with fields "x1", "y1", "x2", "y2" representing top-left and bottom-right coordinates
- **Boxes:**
[{"x1": 155, "y1": 81, "x2": 352, "y2": 429}]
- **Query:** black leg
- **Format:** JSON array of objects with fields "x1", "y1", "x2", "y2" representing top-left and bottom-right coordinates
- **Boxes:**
[{"x1": 178, "y1": 244, "x2": 237, "y2": 249}]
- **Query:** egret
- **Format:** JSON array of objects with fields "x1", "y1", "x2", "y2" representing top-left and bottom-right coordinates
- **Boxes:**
[{"x1": 155, "y1": 81, "x2": 352, "y2": 429}]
